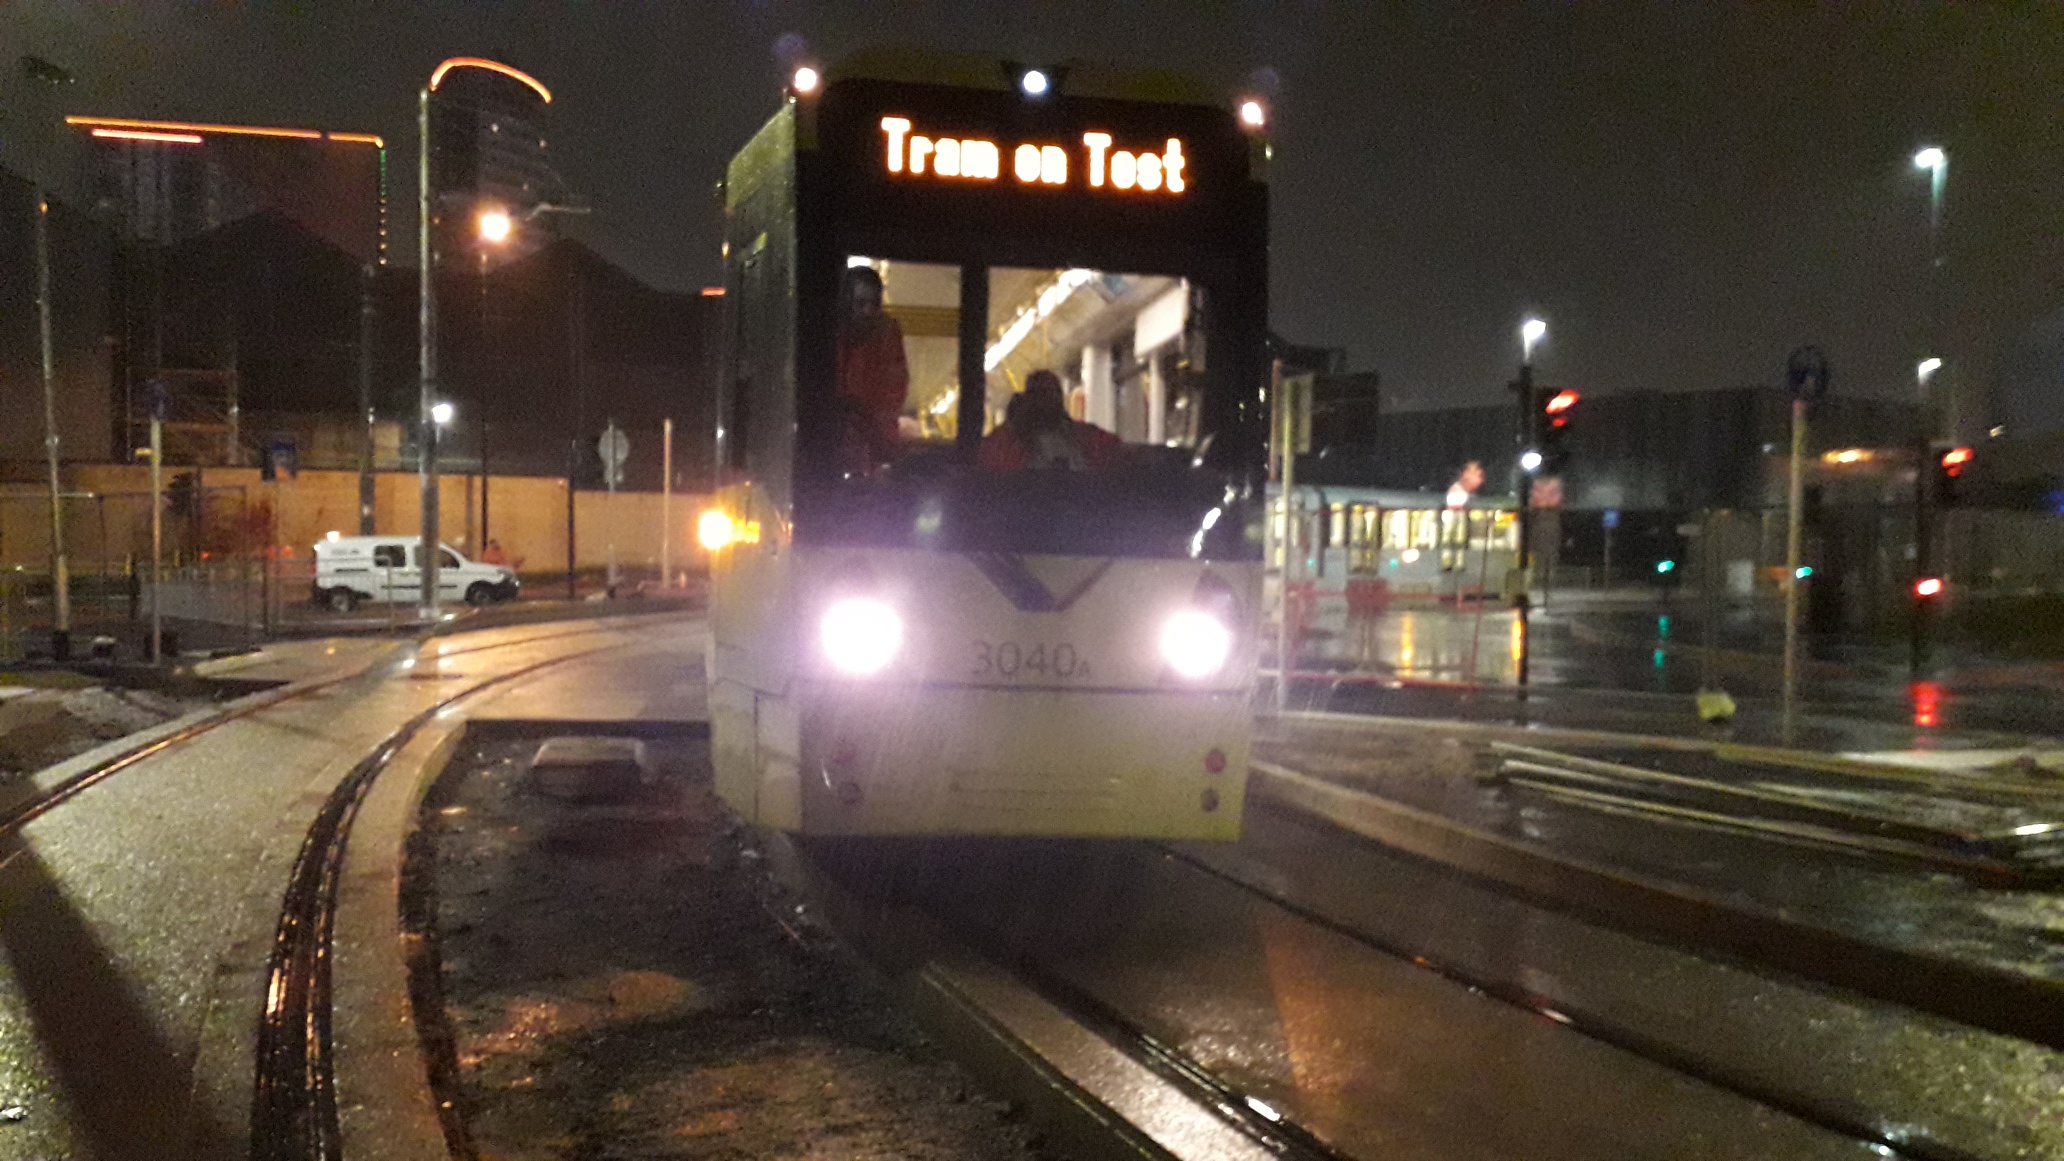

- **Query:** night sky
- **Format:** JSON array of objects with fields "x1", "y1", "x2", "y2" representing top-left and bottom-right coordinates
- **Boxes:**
[{"x1": 8, "y1": 3, "x2": 2062, "y2": 423}]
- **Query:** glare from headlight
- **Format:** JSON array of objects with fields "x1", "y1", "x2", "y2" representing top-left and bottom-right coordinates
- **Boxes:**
[
  {"x1": 1161, "y1": 608, "x2": 1232, "y2": 679},
  {"x1": 698, "y1": 509, "x2": 735, "y2": 550},
  {"x1": 821, "y1": 598, "x2": 903, "y2": 675}
]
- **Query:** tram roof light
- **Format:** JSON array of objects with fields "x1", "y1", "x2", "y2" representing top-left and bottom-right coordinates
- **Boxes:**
[
  {"x1": 1021, "y1": 69, "x2": 1050, "y2": 97},
  {"x1": 791, "y1": 65, "x2": 820, "y2": 95}
]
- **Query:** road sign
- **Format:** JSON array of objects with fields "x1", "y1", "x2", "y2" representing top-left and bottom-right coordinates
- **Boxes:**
[
  {"x1": 1785, "y1": 346, "x2": 1830, "y2": 402},
  {"x1": 598, "y1": 424, "x2": 628, "y2": 488},
  {"x1": 261, "y1": 437, "x2": 298, "y2": 481}
]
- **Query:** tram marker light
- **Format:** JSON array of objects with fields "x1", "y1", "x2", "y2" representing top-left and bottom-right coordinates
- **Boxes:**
[
  {"x1": 821, "y1": 598, "x2": 902, "y2": 676},
  {"x1": 697, "y1": 509, "x2": 736, "y2": 551},
  {"x1": 1161, "y1": 608, "x2": 1233, "y2": 679}
]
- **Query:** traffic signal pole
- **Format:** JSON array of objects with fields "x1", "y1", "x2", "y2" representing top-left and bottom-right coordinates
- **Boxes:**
[
  {"x1": 1512, "y1": 361, "x2": 1536, "y2": 696},
  {"x1": 1911, "y1": 438, "x2": 1933, "y2": 677}
]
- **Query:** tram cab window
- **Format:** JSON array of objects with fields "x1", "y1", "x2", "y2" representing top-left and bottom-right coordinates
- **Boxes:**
[
  {"x1": 986, "y1": 267, "x2": 1203, "y2": 460},
  {"x1": 840, "y1": 257, "x2": 1208, "y2": 475}
]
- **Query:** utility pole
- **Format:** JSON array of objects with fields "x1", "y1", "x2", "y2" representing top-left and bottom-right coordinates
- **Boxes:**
[
  {"x1": 1781, "y1": 346, "x2": 1830, "y2": 744},
  {"x1": 417, "y1": 83, "x2": 442, "y2": 615},
  {"x1": 566, "y1": 266, "x2": 584, "y2": 600},
  {"x1": 149, "y1": 396, "x2": 164, "y2": 664},
  {"x1": 358, "y1": 262, "x2": 377, "y2": 533},
  {"x1": 661, "y1": 417, "x2": 674, "y2": 589},
  {"x1": 37, "y1": 191, "x2": 71, "y2": 661}
]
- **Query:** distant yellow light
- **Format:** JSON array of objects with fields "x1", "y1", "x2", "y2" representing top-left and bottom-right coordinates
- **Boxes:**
[
  {"x1": 1822, "y1": 448, "x2": 1872, "y2": 465},
  {"x1": 698, "y1": 509, "x2": 736, "y2": 550}
]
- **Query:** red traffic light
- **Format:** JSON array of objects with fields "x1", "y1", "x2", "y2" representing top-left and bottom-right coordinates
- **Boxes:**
[
  {"x1": 1914, "y1": 576, "x2": 1945, "y2": 599},
  {"x1": 1544, "y1": 390, "x2": 1579, "y2": 413},
  {"x1": 1940, "y1": 446, "x2": 1973, "y2": 477}
]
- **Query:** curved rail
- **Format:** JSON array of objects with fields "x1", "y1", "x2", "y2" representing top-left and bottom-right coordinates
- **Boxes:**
[
  {"x1": 0, "y1": 616, "x2": 676, "y2": 839},
  {"x1": 248, "y1": 635, "x2": 641, "y2": 1161}
]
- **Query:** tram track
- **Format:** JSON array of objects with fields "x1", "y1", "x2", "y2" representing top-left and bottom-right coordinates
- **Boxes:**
[
  {"x1": 1144, "y1": 825, "x2": 1992, "y2": 1161},
  {"x1": 1247, "y1": 754, "x2": 2064, "y2": 1051},
  {"x1": 0, "y1": 615, "x2": 673, "y2": 840},
  {"x1": 247, "y1": 631, "x2": 649, "y2": 1161}
]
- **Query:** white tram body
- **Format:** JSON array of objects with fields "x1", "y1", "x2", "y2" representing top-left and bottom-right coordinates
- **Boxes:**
[{"x1": 706, "y1": 52, "x2": 1271, "y2": 838}]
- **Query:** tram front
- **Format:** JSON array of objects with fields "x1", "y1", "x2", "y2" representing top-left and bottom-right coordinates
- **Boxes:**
[{"x1": 708, "y1": 51, "x2": 1270, "y2": 838}]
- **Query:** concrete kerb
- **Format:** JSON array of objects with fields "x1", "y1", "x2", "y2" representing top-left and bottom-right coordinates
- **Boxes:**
[
  {"x1": 759, "y1": 830, "x2": 1276, "y2": 1161},
  {"x1": 330, "y1": 713, "x2": 470, "y2": 1161}
]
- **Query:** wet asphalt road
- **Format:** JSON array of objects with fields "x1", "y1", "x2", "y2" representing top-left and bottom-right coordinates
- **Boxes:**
[{"x1": 0, "y1": 617, "x2": 693, "y2": 1161}]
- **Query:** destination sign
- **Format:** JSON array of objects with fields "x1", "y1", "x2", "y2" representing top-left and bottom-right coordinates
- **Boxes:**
[{"x1": 879, "y1": 117, "x2": 1189, "y2": 195}]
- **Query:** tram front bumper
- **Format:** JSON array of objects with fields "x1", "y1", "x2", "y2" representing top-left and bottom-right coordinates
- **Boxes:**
[{"x1": 794, "y1": 681, "x2": 1251, "y2": 839}]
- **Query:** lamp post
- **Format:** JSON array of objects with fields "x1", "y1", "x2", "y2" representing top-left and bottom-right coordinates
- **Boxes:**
[
  {"x1": 474, "y1": 206, "x2": 512, "y2": 553},
  {"x1": 1910, "y1": 147, "x2": 1947, "y2": 676},
  {"x1": 1512, "y1": 317, "x2": 1546, "y2": 694}
]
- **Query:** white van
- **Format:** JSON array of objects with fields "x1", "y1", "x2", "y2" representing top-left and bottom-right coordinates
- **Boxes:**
[{"x1": 312, "y1": 536, "x2": 519, "y2": 613}]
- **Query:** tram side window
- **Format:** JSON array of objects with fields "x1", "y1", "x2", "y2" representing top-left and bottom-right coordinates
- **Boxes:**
[{"x1": 985, "y1": 268, "x2": 1203, "y2": 469}]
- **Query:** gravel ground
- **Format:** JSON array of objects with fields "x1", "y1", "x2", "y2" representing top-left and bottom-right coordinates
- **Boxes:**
[
  {"x1": 420, "y1": 735, "x2": 1044, "y2": 1161},
  {"x1": 0, "y1": 680, "x2": 205, "y2": 784}
]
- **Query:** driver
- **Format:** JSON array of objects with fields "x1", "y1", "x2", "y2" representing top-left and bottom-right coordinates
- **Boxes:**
[{"x1": 980, "y1": 370, "x2": 1122, "y2": 470}]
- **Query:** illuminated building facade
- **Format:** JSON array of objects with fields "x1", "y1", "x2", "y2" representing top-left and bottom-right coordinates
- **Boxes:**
[{"x1": 428, "y1": 58, "x2": 557, "y2": 268}]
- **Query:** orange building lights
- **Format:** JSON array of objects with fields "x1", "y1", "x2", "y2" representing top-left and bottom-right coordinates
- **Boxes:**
[
  {"x1": 68, "y1": 116, "x2": 383, "y2": 148},
  {"x1": 428, "y1": 57, "x2": 552, "y2": 103}
]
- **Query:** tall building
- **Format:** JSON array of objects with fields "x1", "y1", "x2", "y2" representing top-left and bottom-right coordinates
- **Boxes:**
[
  {"x1": 64, "y1": 116, "x2": 387, "y2": 461},
  {"x1": 427, "y1": 58, "x2": 557, "y2": 269}
]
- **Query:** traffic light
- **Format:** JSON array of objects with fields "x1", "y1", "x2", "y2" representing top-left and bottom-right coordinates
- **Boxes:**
[
  {"x1": 1933, "y1": 446, "x2": 1973, "y2": 506},
  {"x1": 1539, "y1": 389, "x2": 1579, "y2": 472},
  {"x1": 1914, "y1": 576, "x2": 1945, "y2": 599}
]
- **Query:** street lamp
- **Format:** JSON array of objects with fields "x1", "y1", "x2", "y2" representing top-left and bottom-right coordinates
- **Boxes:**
[
  {"x1": 1519, "y1": 449, "x2": 1544, "y2": 473},
  {"x1": 1917, "y1": 356, "x2": 1942, "y2": 386},
  {"x1": 420, "y1": 56, "x2": 552, "y2": 616},
  {"x1": 1521, "y1": 317, "x2": 1547, "y2": 365},
  {"x1": 1912, "y1": 146, "x2": 1946, "y2": 247},
  {"x1": 477, "y1": 206, "x2": 513, "y2": 245},
  {"x1": 431, "y1": 401, "x2": 455, "y2": 426}
]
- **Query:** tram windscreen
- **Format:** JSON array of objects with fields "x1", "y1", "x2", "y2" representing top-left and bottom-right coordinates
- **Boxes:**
[
  {"x1": 816, "y1": 256, "x2": 1250, "y2": 559},
  {"x1": 841, "y1": 258, "x2": 1206, "y2": 452}
]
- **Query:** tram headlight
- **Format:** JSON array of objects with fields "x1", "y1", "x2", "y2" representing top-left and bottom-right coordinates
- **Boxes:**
[
  {"x1": 1160, "y1": 608, "x2": 1233, "y2": 679},
  {"x1": 821, "y1": 598, "x2": 903, "y2": 676}
]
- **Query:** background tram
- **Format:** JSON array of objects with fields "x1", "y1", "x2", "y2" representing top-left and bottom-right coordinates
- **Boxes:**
[
  {"x1": 1273, "y1": 485, "x2": 1521, "y2": 613},
  {"x1": 703, "y1": 51, "x2": 1271, "y2": 838}
]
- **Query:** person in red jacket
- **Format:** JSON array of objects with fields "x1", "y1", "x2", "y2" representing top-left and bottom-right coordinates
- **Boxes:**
[
  {"x1": 836, "y1": 266, "x2": 908, "y2": 474},
  {"x1": 979, "y1": 370, "x2": 1123, "y2": 471}
]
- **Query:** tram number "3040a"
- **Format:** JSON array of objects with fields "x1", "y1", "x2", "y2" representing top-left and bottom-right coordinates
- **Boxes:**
[{"x1": 972, "y1": 641, "x2": 1089, "y2": 680}]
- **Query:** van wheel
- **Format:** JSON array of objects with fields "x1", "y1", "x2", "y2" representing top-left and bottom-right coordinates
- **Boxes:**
[
  {"x1": 326, "y1": 588, "x2": 359, "y2": 614},
  {"x1": 465, "y1": 582, "x2": 497, "y2": 607}
]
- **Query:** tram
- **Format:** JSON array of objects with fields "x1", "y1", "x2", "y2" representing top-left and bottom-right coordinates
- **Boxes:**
[
  {"x1": 1276, "y1": 485, "x2": 1520, "y2": 611},
  {"x1": 703, "y1": 50, "x2": 1270, "y2": 838}
]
